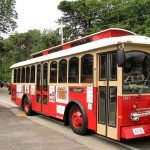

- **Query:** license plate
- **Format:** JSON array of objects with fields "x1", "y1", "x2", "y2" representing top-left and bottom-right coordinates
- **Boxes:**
[{"x1": 132, "y1": 127, "x2": 145, "y2": 135}]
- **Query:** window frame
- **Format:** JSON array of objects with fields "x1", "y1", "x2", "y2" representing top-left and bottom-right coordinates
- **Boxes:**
[
  {"x1": 68, "y1": 57, "x2": 79, "y2": 83},
  {"x1": 122, "y1": 50, "x2": 150, "y2": 94},
  {"x1": 109, "y1": 52, "x2": 117, "y2": 81},
  {"x1": 58, "y1": 59, "x2": 67, "y2": 83},
  {"x1": 99, "y1": 53, "x2": 107, "y2": 81},
  {"x1": 30, "y1": 65, "x2": 35, "y2": 83},
  {"x1": 50, "y1": 61, "x2": 58, "y2": 83},
  {"x1": 25, "y1": 66, "x2": 30, "y2": 83},
  {"x1": 13, "y1": 69, "x2": 17, "y2": 83},
  {"x1": 43, "y1": 63, "x2": 48, "y2": 91},
  {"x1": 81, "y1": 54, "x2": 93, "y2": 83},
  {"x1": 21, "y1": 67, "x2": 25, "y2": 83}
]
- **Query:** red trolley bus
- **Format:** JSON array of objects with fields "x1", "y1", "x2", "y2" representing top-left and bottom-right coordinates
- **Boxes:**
[{"x1": 10, "y1": 28, "x2": 150, "y2": 140}]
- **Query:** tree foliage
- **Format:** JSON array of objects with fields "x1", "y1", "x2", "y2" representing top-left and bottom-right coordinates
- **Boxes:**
[
  {"x1": 1, "y1": 0, "x2": 150, "y2": 82},
  {"x1": 58, "y1": 0, "x2": 150, "y2": 40},
  {"x1": 0, "y1": 0, "x2": 18, "y2": 37},
  {"x1": 0, "y1": 29, "x2": 60, "y2": 81}
]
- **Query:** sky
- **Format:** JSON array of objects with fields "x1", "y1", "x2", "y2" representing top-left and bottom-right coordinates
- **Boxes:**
[{"x1": 13, "y1": 0, "x2": 64, "y2": 34}]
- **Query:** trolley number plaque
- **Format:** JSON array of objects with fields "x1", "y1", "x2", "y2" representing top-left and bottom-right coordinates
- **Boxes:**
[{"x1": 132, "y1": 127, "x2": 145, "y2": 135}]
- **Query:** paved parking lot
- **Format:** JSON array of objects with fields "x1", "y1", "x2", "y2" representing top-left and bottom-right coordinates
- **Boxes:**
[
  {"x1": 1, "y1": 88, "x2": 149, "y2": 150},
  {"x1": 0, "y1": 105, "x2": 89, "y2": 150},
  {"x1": 0, "y1": 88, "x2": 127, "y2": 150}
]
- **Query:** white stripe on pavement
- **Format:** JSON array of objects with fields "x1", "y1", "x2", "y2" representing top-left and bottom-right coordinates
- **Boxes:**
[{"x1": 0, "y1": 99, "x2": 17, "y2": 107}]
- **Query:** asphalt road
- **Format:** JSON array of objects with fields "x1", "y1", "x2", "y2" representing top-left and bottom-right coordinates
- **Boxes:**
[{"x1": 0, "y1": 88, "x2": 149, "y2": 150}]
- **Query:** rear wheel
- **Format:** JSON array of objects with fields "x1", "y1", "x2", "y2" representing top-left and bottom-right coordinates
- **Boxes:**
[
  {"x1": 69, "y1": 105, "x2": 87, "y2": 135},
  {"x1": 23, "y1": 97, "x2": 33, "y2": 116}
]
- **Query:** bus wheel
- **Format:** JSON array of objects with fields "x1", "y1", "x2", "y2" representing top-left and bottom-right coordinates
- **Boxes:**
[
  {"x1": 23, "y1": 97, "x2": 32, "y2": 116},
  {"x1": 69, "y1": 105, "x2": 87, "y2": 135}
]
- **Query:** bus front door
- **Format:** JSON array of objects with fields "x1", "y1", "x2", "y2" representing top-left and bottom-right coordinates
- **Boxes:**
[
  {"x1": 36, "y1": 63, "x2": 49, "y2": 115},
  {"x1": 97, "y1": 52, "x2": 121, "y2": 140}
]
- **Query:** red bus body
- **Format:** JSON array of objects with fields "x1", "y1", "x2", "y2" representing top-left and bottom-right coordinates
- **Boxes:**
[{"x1": 10, "y1": 28, "x2": 150, "y2": 140}]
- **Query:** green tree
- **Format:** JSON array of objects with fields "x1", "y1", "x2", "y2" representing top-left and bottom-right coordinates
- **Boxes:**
[
  {"x1": 8, "y1": 30, "x2": 43, "y2": 62},
  {"x1": 42, "y1": 29, "x2": 61, "y2": 48},
  {"x1": 58, "y1": 0, "x2": 101, "y2": 39},
  {"x1": 0, "y1": 29, "x2": 61, "y2": 81},
  {"x1": 0, "y1": 0, "x2": 18, "y2": 37},
  {"x1": 58, "y1": 0, "x2": 150, "y2": 39},
  {"x1": 8, "y1": 29, "x2": 60, "y2": 62},
  {"x1": 0, "y1": 39, "x2": 14, "y2": 81}
]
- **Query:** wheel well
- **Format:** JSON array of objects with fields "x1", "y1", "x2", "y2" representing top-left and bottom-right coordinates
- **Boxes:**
[{"x1": 64, "y1": 101, "x2": 87, "y2": 127}]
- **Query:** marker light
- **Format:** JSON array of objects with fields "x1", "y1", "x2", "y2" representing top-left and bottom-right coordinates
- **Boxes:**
[{"x1": 132, "y1": 104, "x2": 137, "y2": 109}]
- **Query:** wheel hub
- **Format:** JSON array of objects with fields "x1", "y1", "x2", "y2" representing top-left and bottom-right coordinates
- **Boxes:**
[{"x1": 71, "y1": 110, "x2": 83, "y2": 128}]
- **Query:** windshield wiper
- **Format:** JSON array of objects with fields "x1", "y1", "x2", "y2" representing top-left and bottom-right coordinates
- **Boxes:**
[{"x1": 138, "y1": 72, "x2": 150, "y2": 97}]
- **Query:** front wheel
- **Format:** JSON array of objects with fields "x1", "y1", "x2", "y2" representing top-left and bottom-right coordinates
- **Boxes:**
[
  {"x1": 23, "y1": 97, "x2": 33, "y2": 116},
  {"x1": 69, "y1": 105, "x2": 87, "y2": 135}
]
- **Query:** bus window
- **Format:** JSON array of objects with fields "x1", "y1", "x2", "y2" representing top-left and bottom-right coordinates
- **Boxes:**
[
  {"x1": 14, "y1": 69, "x2": 17, "y2": 83},
  {"x1": 98, "y1": 86, "x2": 106, "y2": 124},
  {"x1": 36, "y1": 64, "x2": 41, "y2": 90},
  {"x1": 17, "y1": 68, "x2": 21, "y2": 83},
  {"x1": 69, "y1": 57, "x2": 79, "y2": 83},
  {"x1": 123, "y1": 51, "x2": 150, "y2": 94},
  {"x1": 30, "y1": 65, "x2": 35, "y2": 83},
  {"x1": 21, "y1": 67, "x2": 25, "y2": 83},
  {"x1": 81, "y1": 54, "x2": 93, "y2": 83},
  {"x1": 108, "y1": 87, "x2": 117, "y2": 127},
  {"x1": 99, "y1": 54, "x2": 107, "y2": 80},
  {"x1": 110, "y1": 53, "x2": 117, "y2": 80},
  {"x1": 59, "y1": 59, "x2": 67, "y2": 83},
  {"x1": 43, "y1": 63, "x2": 48, "y2": 91},
  {"x1": 26, "y1": 66, "x2": 30, "y2": 83},
  {"x1": 50, "y1": 61, "x2": 57, "y2": 83}
]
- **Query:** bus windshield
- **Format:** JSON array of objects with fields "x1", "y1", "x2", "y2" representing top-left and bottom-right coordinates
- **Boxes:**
[{"x1": 123, "y1": 51, "x2": 150, "y2": 94}]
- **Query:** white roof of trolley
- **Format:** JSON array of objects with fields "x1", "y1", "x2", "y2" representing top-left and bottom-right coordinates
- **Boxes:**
[{"x1": 10, "y1": 35, "x2": 150, "y2": 69}]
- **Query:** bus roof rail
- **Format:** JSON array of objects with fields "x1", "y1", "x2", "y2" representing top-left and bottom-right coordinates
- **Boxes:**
[{"x1": 30, "y1": 28, "x2": 136, "y2": 59}]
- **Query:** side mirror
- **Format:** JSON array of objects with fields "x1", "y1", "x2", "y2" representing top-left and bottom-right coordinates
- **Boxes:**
[
  {"x1": 117, "y1": 50, "x2": 125, "y2": 67},
  {"x1": 117, "y1": 43, "x2": 125, "y2": 67}
]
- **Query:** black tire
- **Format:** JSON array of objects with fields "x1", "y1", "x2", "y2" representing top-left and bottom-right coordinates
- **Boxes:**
[
  {"x1": 23, "y1": 97, "x2": 33, "y2": 116},
  {"x1": 69, "y1": 105, "x2": 87, "y2": 135}
]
